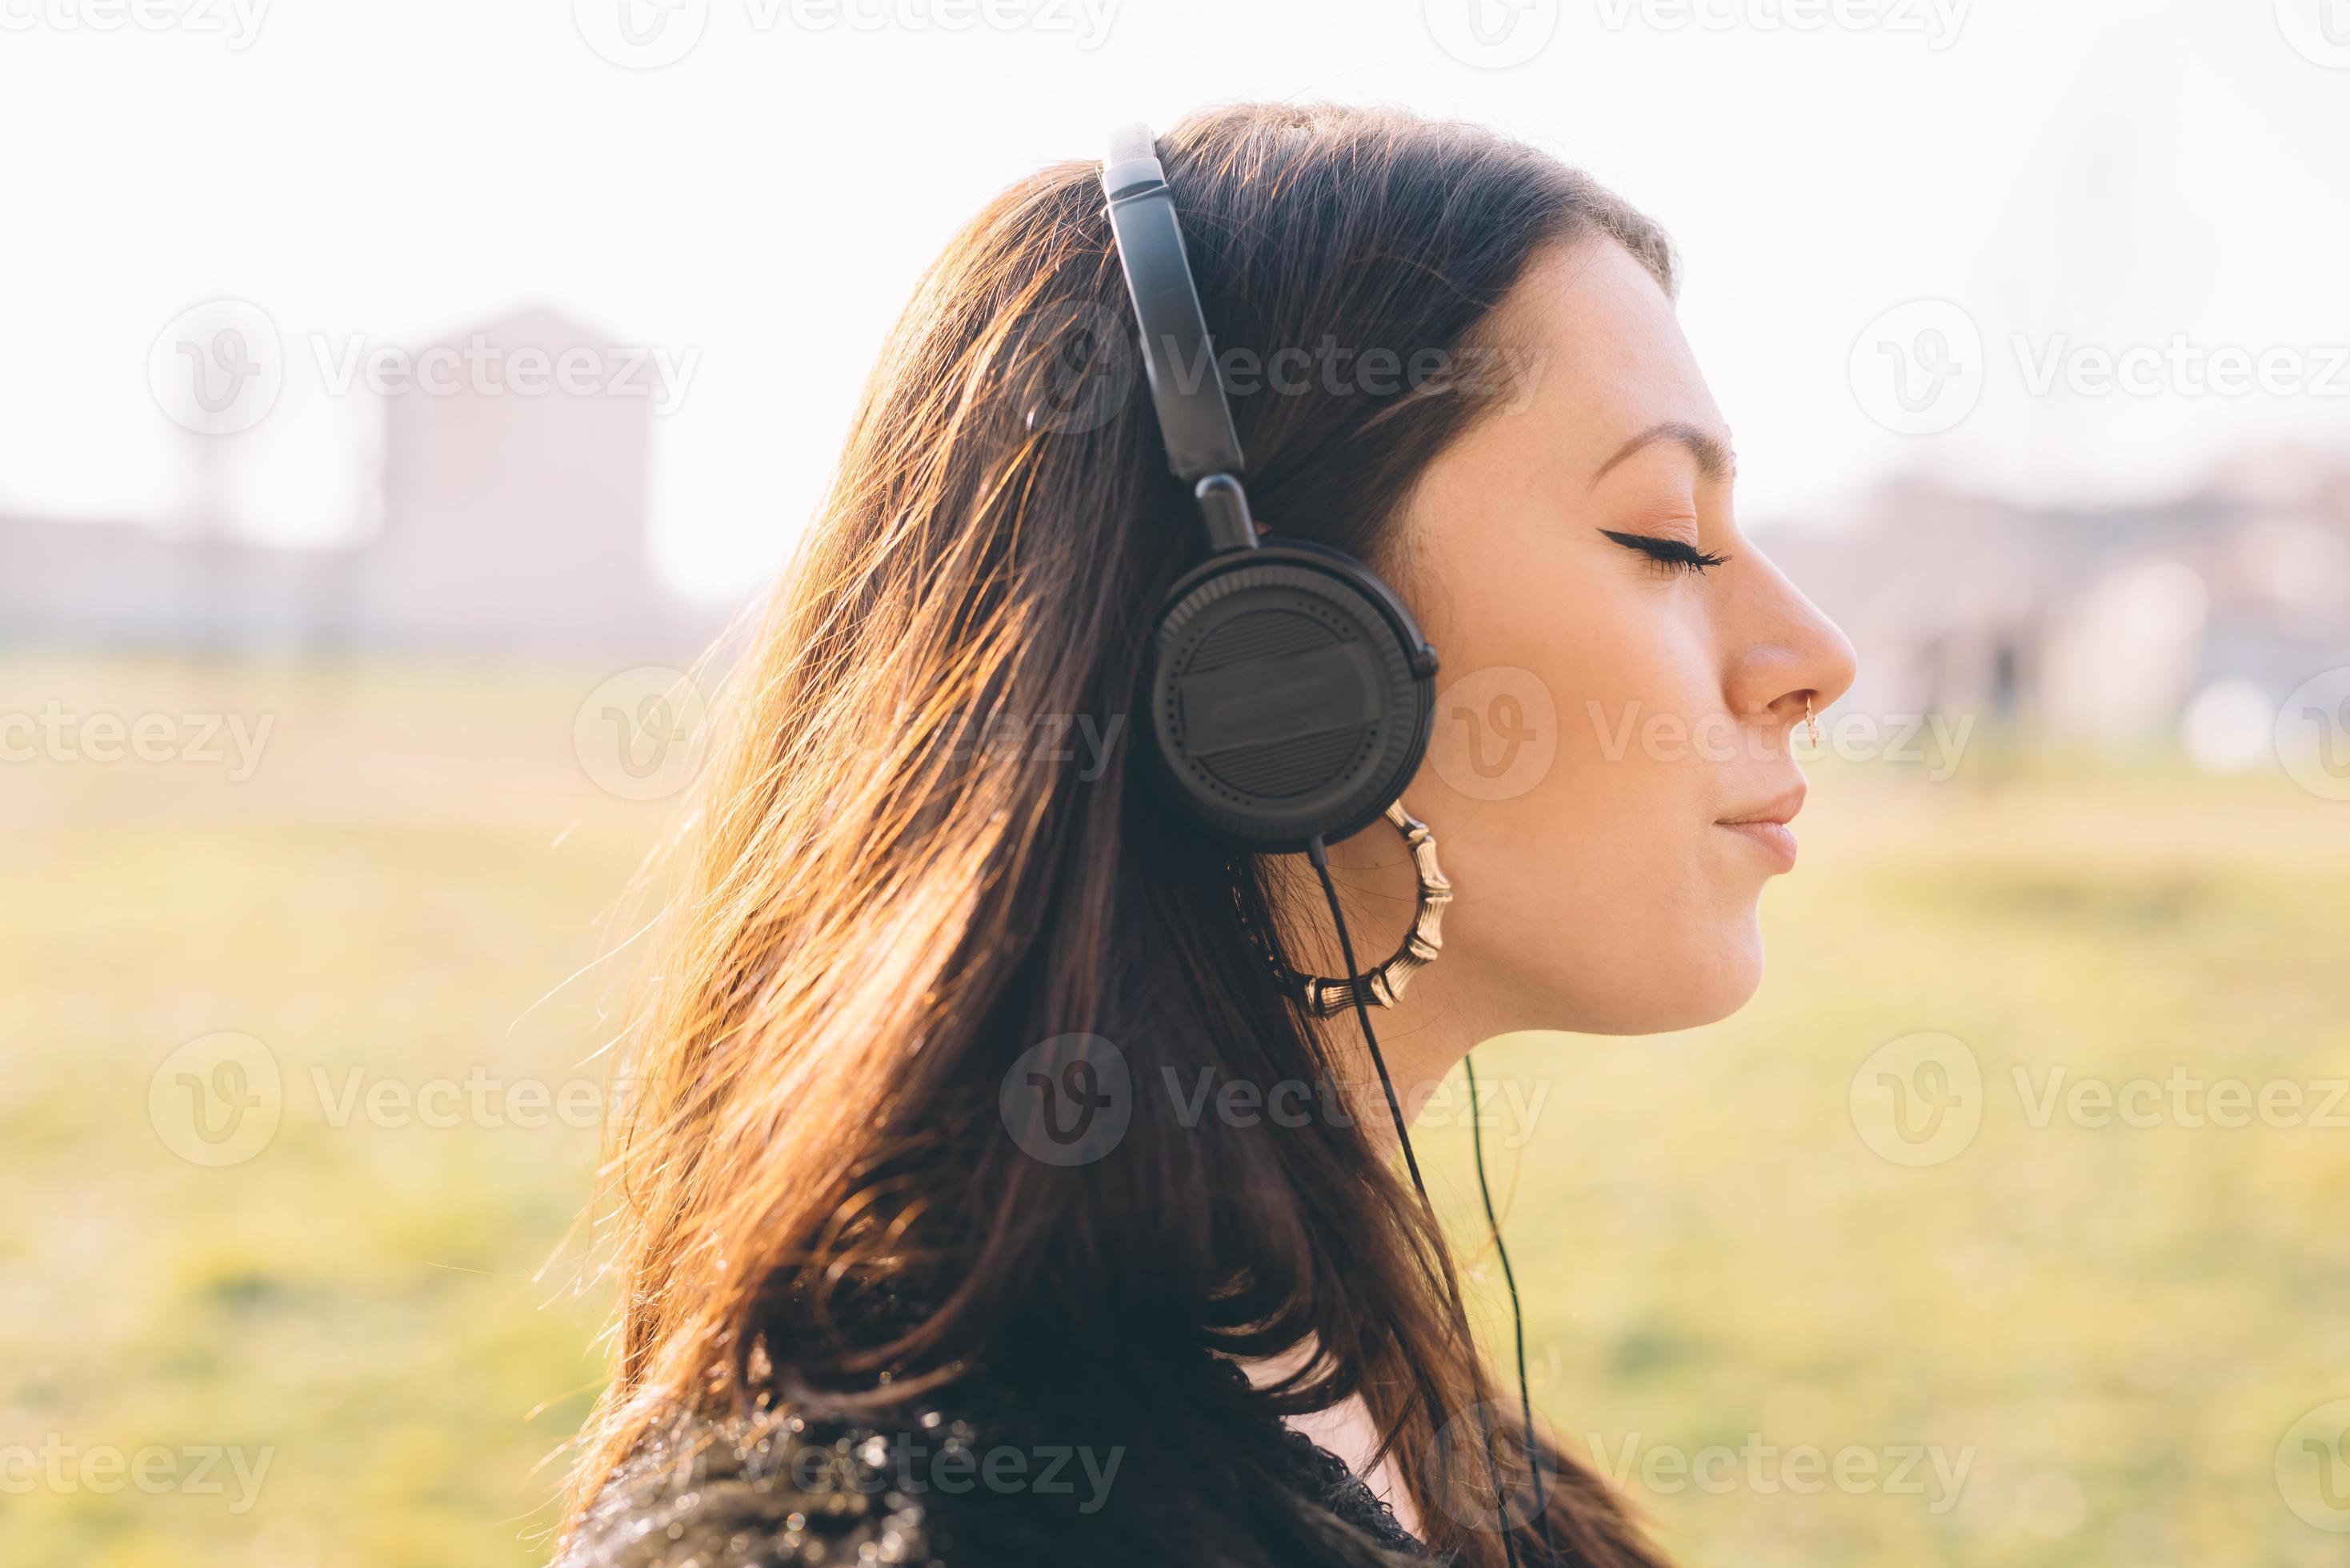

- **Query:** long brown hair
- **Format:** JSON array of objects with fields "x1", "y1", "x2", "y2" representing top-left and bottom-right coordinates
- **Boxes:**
[{"x1": 563, "y1": 103, "x2": 1677, "y2": 1567}]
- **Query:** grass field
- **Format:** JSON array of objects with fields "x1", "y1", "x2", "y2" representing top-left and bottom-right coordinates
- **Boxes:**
[{"x1": 3, "y1": 656, "x2": 2346, "y2": 1566}]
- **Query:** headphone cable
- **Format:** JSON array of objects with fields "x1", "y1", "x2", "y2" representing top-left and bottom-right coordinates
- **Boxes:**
[
  {"x1": 1465, "y1": 1050, "x2": 1555, "y2": 1565},
  {"x1": 1304, "y1": 835, "x2": 1545, "y2": 1568}
]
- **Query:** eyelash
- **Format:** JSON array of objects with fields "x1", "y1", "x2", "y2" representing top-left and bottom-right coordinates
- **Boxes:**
[{"x1": 1602, "y1": 530, "x2": 1731, "y2": 575}]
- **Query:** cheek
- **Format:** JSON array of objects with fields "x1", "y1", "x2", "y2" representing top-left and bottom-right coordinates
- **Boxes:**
[{"x1": 1411, "y1": 566, "x2": 1763, "y2": 1030}]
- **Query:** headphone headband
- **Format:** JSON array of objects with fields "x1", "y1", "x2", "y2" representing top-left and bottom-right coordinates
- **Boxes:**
[
  {"x1": 1103, "y1": 119, "x2": 1437, "y2": 854},
  {"x1": 1099, "y1": 124, "x2": 1245, "y2": 485}
]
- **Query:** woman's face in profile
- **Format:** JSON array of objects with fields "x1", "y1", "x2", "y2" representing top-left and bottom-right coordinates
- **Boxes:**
[{"x1": 1398, "y1": 236, "x2": 1858, "y2": 1037}]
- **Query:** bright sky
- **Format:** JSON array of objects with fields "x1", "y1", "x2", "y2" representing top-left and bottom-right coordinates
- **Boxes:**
[{"x1": 2, "y1": 0, "x2": 2345, "y2": 599}]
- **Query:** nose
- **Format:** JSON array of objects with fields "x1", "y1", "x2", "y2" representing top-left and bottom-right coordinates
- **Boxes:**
[{"x1": 1724, "y1": 546, "x2": 1859, "y2": 735}]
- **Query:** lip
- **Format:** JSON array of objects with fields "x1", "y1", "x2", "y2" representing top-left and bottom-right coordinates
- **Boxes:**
[{"x1": 1715, "y1": 782, "x2": 1808, "y2": 872}]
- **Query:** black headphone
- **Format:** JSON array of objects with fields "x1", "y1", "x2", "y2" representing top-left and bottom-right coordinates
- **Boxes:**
[{"x1": 1099, "y1": 124, "x2": 1440, "y2": 856}]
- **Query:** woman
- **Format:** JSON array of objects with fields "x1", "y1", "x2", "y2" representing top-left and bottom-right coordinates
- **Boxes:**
[{"x1": 557, "y1": 103, "x2": 1855, "y2": 1568}]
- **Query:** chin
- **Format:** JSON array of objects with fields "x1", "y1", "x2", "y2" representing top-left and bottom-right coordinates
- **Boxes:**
[
  {"x1": 1543, "y1": 915, "x2": 1764, "y2": 1036},
  {"x1": 1676, "y1": 917, "x2": 1767, "y2": 1027}
]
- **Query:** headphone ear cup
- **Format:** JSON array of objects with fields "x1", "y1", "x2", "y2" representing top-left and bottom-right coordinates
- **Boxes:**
[{"x1": 1147, "y1": 544, "x2": 1437, "y2": 852}]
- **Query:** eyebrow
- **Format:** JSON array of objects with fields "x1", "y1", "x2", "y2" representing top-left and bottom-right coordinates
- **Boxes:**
[{"x1": 1591, "y1": 420, "x2": 1736, "y2": 486}]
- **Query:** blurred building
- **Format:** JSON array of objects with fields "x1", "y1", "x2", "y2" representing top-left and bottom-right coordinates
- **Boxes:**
[
  {"x1": 1763, "y1": 447, "x2": 2350, "y2": 758},
  {"x1": 0, "y1": 307, "x2": 715, "y2": 661}
]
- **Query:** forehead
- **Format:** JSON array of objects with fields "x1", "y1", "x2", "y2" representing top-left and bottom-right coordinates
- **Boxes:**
[{"x1": 1479, "y1": 235, "x2": 1722, "y2": 475}]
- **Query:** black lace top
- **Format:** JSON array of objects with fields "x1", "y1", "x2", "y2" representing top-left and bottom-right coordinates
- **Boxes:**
[{"x1": 557, "y1": 1370, "x2": 1427, "y2": 1568}]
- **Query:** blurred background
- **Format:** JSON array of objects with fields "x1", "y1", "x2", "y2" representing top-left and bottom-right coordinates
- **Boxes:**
[{"x1": 3, "y1": 1, "x2": 2347, "y2": 1564}]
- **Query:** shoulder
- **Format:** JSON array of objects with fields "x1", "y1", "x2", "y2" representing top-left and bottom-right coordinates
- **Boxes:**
[
  {"x1": 554, "y1": 1383, "x2": 1427, "y2": 1568},
  {"x1": 555, "y1": 1387, "x2": 1163, "y2": 1568},
  {"x1": 557, "y1": 1402, "x2": 979, "y2": 1568}
]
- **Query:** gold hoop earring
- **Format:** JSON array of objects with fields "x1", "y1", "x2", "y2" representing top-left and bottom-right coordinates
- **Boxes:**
[{"x1": 1282, "y1": 800, "x2": 1451, "y2": 1018}]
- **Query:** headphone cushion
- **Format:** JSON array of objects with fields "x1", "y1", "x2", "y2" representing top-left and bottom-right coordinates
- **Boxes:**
[{"x1": 1147, "y1": 547, "x2": 1435, "y2": 850}]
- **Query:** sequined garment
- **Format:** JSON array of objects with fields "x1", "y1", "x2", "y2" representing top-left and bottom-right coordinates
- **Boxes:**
[{"x1": 557, "y1": 1382, "x2": 1427, "y2": 1568}]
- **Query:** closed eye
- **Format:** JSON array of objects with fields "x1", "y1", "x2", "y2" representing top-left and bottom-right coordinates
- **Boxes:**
[{"x1": 1602, "y1": 529, "x2": 1731, "y2": 574}]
